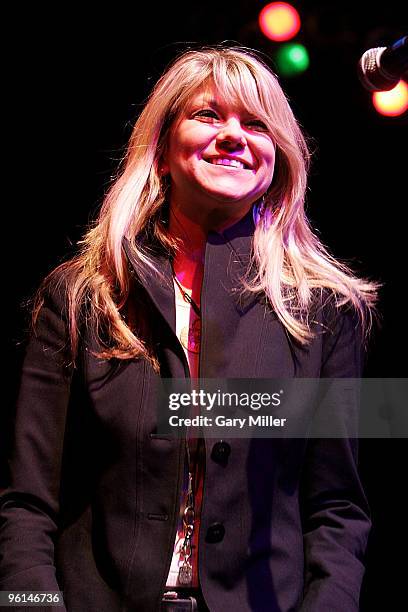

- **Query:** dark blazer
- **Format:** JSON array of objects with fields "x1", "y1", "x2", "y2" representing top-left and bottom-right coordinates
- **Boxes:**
[{"x1": 0, "y1": 211, "x2": 370, "y2": 611}]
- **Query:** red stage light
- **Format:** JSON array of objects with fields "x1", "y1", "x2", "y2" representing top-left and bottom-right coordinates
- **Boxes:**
[{"x1": 259, "y1": 2, "x2": 301, "y2": 42}]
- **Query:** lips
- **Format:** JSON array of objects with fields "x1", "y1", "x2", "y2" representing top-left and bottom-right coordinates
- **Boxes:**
[{"x1": 203, "y1": 156, "x2": 253, "y2": 170}]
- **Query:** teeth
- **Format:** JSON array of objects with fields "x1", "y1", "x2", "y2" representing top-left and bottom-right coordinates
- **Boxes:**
[{"x1": 209, "y1": 158, "x2": 246, "y2": 169}]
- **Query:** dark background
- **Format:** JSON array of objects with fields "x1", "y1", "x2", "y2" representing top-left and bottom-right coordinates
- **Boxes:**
[{"x1": 4, "y1": 2, "x2": 407, "y2": 609}]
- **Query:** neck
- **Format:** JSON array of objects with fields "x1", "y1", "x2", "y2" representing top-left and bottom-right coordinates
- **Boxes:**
[
  {"x1": 168, "y1": 206, "x2": 205, "y2": 293},
  {"x1": 168, "y1": 200, "x2": 253, "y2": 249},
  {"x1": 168, "y1": 201, "x2": 253, "y2": 290},
  {"x1": 169, "y1": 206, "x2": 207, "y2": 264}
]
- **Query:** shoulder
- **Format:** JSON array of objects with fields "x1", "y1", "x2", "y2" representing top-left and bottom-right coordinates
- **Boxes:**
[
  {"x1": 30, "y1": 265, "x2": 78, "y2": 355},
  {"x1": 317, "y1": 293, "x2": 366, "y2": 377},
  {"x1": 33, "y1": 265, "x2": 73, "y2": 324},
  {"x1": 17, "y1": 266, "x2": 75, "y2": 376}
]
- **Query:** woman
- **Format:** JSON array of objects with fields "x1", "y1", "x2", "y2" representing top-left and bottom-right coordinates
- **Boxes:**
[{"x1": 0, "y1": 46, "x2": 377, "y2": 611}]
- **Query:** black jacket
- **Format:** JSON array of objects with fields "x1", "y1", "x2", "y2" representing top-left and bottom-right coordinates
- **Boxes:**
[{"x1": 0, "y1": 211, "x2": 370, "y2": 611}]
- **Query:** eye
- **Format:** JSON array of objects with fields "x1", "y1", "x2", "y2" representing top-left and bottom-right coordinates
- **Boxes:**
[
  {"x1": 193, "y1": 109, "x2": 219, "y2": 120},
  {"x1": 246, "y1": 118, "x2": 269, "y2": 131}
]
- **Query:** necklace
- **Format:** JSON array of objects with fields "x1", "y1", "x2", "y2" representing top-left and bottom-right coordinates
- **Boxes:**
[
  {"x1": 172, "y1": 265, "x2": 201, "y2": 355},
  {"x1": 178, "y1": 463, "x2": 195, "y2": 585},
  {"x1": 171, "y1": 262, "x2": 202, "y2": 586},
  {"x1": 172, "y1": 272, "x2": 201, "y2": 318}
]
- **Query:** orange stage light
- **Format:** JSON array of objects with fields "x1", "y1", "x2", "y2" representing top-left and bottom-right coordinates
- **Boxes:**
[{"x1": 372, "y1": 80, "x2": 408, "y2": 117}]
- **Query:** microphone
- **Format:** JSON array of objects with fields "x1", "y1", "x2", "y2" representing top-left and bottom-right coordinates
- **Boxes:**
[{"x1": 358, "y1": 35, "x2": 408, "y2": 91}]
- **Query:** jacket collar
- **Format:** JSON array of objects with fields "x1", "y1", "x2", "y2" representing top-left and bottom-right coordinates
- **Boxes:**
[{"x1": 121, "y1": 206, "x2": 260, "y2": 334}]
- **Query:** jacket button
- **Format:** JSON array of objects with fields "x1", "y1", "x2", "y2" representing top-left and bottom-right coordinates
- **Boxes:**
[
  {"x1": 211, "y1": 440, "x2": 231, "y2": 465},
  {"x1": 205, "y1": 522, "x2": 225, "y2": 543}
]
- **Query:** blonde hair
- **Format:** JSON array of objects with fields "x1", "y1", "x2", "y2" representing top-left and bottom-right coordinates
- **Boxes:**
[{"x1": 32, "y1": 45, "x2": 378, "y2": 368}]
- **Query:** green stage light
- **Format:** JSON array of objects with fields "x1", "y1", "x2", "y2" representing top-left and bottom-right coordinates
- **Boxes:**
[{"x1": 275, "y1": 43, "x2": 310, "y2": 76}]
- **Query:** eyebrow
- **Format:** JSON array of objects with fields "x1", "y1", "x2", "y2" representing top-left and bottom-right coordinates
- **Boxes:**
[
  {"x1": 191, "y1": 97, "x2": 221, "y2": 109},
  {"x1": 189, "y1": 95, "x2": 261, "y2": 119}
]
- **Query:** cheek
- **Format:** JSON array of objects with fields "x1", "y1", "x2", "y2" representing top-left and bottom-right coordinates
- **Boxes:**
[
  {"x1": 176, "y1": 123, "x2": 214, "y2": 158},
  {"x1": 169, "y1": 135, "x2": 198, "y2": 167},
  {"x1": 264, "y1": 146, "x2": 277, "y2": 179},
  {"x1": 166, "y1": 141, "x2": 188, "y2": 177}
]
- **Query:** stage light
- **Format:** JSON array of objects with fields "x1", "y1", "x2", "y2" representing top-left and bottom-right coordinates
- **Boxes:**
[
  {"x1": 259, "y1": 2, "x2": 301, "y2": 42},
  {"x1": 275, "y1": 43, "x2": 310, "y2": 76},
  {"x1": 372, "y1": 80, "x2": 408, "y2": 117}
]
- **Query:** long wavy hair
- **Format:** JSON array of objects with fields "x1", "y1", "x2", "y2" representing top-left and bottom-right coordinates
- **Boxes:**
[{"x1": 32, "y1": 45, "x2": 378, "y2": 370}]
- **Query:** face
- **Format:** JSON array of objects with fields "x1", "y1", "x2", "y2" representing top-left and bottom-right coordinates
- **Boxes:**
[{"x1": 162, "y1": 83, "x2": 276, "y2": 225}]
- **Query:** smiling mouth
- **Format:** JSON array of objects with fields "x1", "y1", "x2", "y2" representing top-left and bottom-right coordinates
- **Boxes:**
[{"x1": 203, "y1": 157, "x2": 252, "y2": 170}]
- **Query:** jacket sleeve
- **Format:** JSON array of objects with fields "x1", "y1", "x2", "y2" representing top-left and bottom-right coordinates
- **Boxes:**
[
  {"x1": 0, "y1": 280, "x2": 73, "y2": 611},
  {"x1": 299, "y1": 307, "x2": 371, "y2": 612}
]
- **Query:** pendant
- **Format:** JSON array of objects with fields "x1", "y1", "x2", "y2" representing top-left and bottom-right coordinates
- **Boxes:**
[
  {"x1": 178, "y1": 562, "x2": 193, "y2": 585},
  {"x1": 180, "y1": 318, "x2": 201, "y2": 354}
]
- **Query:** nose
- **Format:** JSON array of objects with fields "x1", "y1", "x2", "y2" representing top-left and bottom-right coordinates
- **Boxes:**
[{"x1": 216, "y1": 117, "x2": 247, "y2": 150}]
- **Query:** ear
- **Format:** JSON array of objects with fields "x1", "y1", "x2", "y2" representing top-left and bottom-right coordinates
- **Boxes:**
[
  {"x1": 159, "y1": 144, "x2": 170, "y2": 176},
  {"x1": 160, "y1": 161, "x2": 170, "y2": 175}
]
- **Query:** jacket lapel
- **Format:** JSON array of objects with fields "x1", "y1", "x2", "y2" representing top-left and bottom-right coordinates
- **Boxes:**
[
  {"x1": 122, "y1": 233, "x2": 176, "y2": 335},
  {"x1": 221, "y1": 208, "x2": 261, "y2": 315}
]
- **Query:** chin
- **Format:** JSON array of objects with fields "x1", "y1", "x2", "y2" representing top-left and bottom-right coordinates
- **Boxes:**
[
  {"x1": 201, "y1": 185, "x2": 254, "y2": 202},
  {"x1": 204, "y1": 192, "x2": 250, "y2": 204},
  {"x1": 208, "y1": 187, "x2": 259, "y2": 202}
]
